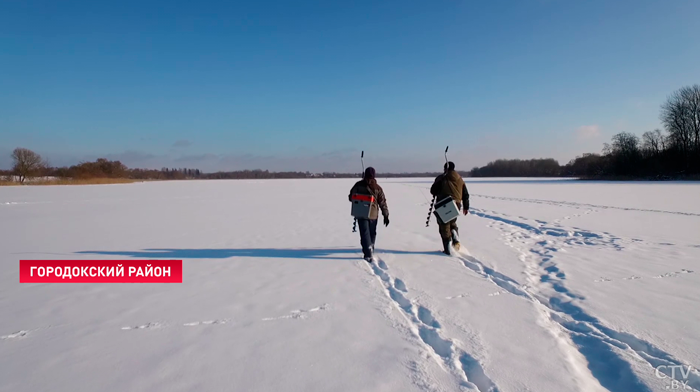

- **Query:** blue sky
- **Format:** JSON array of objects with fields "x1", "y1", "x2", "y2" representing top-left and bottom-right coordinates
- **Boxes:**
[{"x1": 1, "y1": 0, "x2": 698, "y2": 172}]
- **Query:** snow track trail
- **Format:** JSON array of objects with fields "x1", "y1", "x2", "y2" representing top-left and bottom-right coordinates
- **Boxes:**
[
  {"x1": 364, "y1": 255, "x2": 500, "y2": 392},
  {"x1": 1, "y1": 330, "x2": 29, "y2": 340},
  {"x1": 472, "y1": 194, "x2": 700, "y2": 217},
  {"x1": 468, "y1": 207, "x2": 700, "y2": 391},
  {"x1": 446, "y1": 249, "x2": 608, "y2": 392}
]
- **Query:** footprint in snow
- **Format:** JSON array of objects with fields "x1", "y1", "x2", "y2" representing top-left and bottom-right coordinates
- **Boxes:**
[
  {"x1": 488, "y1": 291, "x2": 505, "y2": 297},
  {"x1": 417, "y1": 306, "x2": 441, "y2": 329},
  {"x1": 394, "y1": 278, "x2": 407, "y2": 292},
  {"x1": 594, "y1": 277, "x2": 612, "y2": 283},
  {"x1": 654, "y1": 269, "x2": 694, "y2": 278},
  {"x1": 1, "y1": 330, "x2": 29, "y2": 340},
  {"x1": 446, "y1": 294, "x2": 469, "y2": 300},
  {"x1": 623, "y1": 276, "x2": 642, "y2": 280},
  {"x1": 377, "y1": 260, "x2": 388, "y2": 271},
  {"x1": 121, "y1": 322, "x2": 165, "y2": 330},
  {"x1": 184, "y1": 319, "x2": 228, "y2": 327},
  {"x1": 262, "y1": 304, "x2": 329, "y2": 321}
]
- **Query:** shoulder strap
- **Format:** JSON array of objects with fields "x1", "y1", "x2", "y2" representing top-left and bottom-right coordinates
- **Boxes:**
[{"x1": 366, "y1": 183, "x2": 376, "y2": 200}]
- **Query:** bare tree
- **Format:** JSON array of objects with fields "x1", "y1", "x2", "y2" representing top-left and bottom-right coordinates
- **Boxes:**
[
  {"x1": 608, "y1": 132, "x2": 642, "y2": 175},
  {"x1": 661, "y1": 84, "x2": 700, "y2": 158},
  {"x1": 683, "y1": 85, "x2": 700, "y2": 152},
  {"x1": 642, "y1": 129, "x2": 666, "y2": 157},
  {"x1": 11, "y1": 148, "x2": 46, "y2": 183},
  {"x1": 611, "y1": 132, "x2": 640, "y2": 156}
]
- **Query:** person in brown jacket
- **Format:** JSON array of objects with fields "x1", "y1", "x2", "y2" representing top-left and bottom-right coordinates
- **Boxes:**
[
  {"x1": 430, "y1": 161, "x2": 469, "y2": 255},
  {"x1": 348, "y1": 167, "x2": 389, "y2": 262}
]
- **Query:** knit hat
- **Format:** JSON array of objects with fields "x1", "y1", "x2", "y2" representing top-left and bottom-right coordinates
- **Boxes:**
[
  {"x1": 364, "y1": 167, "x2": 376, "y2": 180},
  {"x1": 444, "y1": 161, "x2": 455, "y2": 171}
]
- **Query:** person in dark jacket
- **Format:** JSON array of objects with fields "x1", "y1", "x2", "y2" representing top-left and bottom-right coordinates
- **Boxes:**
[
  {"x1": 430, "y1": 161, "x2": 469, "y2": 255},
  {"x1": 349, "y1": 167, "x2": 389, "y2": 262}
]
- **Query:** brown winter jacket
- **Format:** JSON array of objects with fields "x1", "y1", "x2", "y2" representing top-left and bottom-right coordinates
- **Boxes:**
[
  {"x1": 430, "y1": 169, "x2": 469, "y2": 210},
  {"x1": 349, "y1": 179, "x2": 389, "y2": 220}
]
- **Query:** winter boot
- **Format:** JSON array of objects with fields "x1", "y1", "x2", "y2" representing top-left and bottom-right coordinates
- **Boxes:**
[
  {"x1": 451, "y1": 229, "x2": 461, "y2": 251},
  {"x1": 365, "y1": 247, "x2": 376, "y2": 263},
  {"x1": 442, "y1": 239, "x2": 452, "y2": 255}
]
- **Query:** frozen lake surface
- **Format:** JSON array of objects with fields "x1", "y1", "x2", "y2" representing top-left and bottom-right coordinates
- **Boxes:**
[{"x1": 1, "y1": 178, "x2": 699, "y2": 392}]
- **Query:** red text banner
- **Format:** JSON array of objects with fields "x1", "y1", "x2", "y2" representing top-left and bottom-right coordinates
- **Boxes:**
[{"x1": 19, "y1": 260, "x2": 183, "y2": 283}]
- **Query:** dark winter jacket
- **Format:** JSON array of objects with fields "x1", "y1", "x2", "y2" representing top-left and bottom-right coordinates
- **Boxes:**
[
  {"x1": 349, "y1": 179, "x2": 389, "y2": 220},
  {"x1": 430, "y1": 169, "x2": 469, "y2": 210}
]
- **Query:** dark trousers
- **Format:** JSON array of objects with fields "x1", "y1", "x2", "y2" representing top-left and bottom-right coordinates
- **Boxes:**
[
  {"x1": 436, "y1": 215, "x2": 459, "y2": 242},
  {"x1": 357, "y1": 218, "x2": 378, "y2": 258}
]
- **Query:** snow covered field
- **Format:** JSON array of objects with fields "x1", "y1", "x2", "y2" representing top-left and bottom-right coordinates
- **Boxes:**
[{"x1": 1, "y1": 178, "x2": 699, "y2": 392}]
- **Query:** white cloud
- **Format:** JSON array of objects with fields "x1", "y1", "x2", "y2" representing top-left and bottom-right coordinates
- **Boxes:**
[{"x1": 576, "y1": 125, "x2": 601, "y2": 140}]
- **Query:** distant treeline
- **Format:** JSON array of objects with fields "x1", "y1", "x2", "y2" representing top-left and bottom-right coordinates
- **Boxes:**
[
  {"x1": 470, "y1": 158, "x2": 560, "y2": 177},
  {"x1": 1, "y1": 153, "x2": 448, "y2": 183},
  {"x1": 470, "y1": 84, "x2": 700, "y2": 179},
  {"x1": 202, "y1": 171, "x2": 449, "y2": 179},
  {"x1": 0, "y1": 157, "x2": 205, "y2": 182}
]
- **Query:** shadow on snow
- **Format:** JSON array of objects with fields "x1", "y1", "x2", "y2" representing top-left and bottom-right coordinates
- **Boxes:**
[{"x1": 76, "y1": 247, "x2": 443, "y2": 261}]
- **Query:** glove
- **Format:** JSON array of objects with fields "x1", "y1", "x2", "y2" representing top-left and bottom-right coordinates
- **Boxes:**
[
  {"x1": 463, "y1": 208, "x2": 469, "y2": 215},
  {"x1": 383, "y1": 216, "x2": 390, "y2": 227}
]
